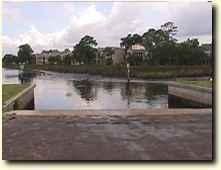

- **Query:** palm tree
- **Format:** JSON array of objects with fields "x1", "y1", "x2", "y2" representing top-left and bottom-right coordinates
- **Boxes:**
[{"x1": 120, "y1": 34, "x2": 133, "y2": 63}]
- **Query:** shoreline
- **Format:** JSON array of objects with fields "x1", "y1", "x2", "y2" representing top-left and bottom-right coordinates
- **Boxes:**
[{"x1": 3, "y1": 64, "x2": 211, "y2": 81}]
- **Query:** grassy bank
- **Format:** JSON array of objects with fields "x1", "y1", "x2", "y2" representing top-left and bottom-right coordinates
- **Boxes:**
[
  {"x1": 176, "y1": 80, "x2": 212, "y2": 88},
  {"x1": 2, "y1": 84, "x2": 30, "y2": 103},
  {"x1": 2, "y1": 84, "x2": 30, "y2": 118},
  {"x1": 3, "y1": 64, "x2": 211, "y2": 79}
]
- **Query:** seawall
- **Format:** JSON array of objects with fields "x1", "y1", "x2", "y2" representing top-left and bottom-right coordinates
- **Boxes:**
[{"x1": 3, "y1": 83, "x2": 36, "y2": 112}]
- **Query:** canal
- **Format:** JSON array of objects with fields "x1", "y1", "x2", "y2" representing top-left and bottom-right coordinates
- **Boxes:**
[{"x1": 3, "y1": 68, "x2": 169, "y2": 110}]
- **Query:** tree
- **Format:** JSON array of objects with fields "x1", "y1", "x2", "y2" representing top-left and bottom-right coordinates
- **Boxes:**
[
  {"x1": 48, "y1": 56, "x2": 56, "y2": 64},
  {"x1": 142, "y1": 29, "x2": 156, "y2": 61},
  {"x1": 73, "y1": 35, "x2": 98, "y2": 64},
  {"x1": 17, "y1": 44, "x2": 34, "y2": 64},
  {"x1": 120, "y1": 34, "x2": 133, "y2": 50},
  {"x1": 142, "y1": 28, "x2": 166, "y2": 63},
  {"x1": 160, "y1": 21, "x2": 178, "y2": 41},
  {"x1": 120, "y1": 34, "x2": 133, "y2": 63},
  {"x1": 185, "y1": 38, "x2": 199, "y2": 48},
  {"x1": 174, "y1": 39, "x2": 207, "y2": 65},
  {"x1": 151, "y1": 40, "x2": 177, "y2": 65},
  {"x1": 141, "y1": 22, "x2": 178, "y2": 65},
  {"x1": 64, "y1": 48, "x2": 71, "y2": 53},
  {"x1": 127, "y1": 53, "x2": 143, "y2": 66},
  {"x1": 3, "y1": 54, "x2": 18, "y2": 64},
  {"x1": 132, "y1": 34, "x2": 142, "y2": 44},
  {"x1": 63, "y1": 54, "x2": 72, "y2": 65},
  {"x1": 48, "y1": 55, "x2": 62, "y2": 64},
  {"x1": 120, "y1": 33, "x2": 143, "y2": 63}
]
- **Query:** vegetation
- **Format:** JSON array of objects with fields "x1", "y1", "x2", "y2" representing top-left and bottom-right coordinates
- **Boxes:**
[
  {"x1": 2, "y1": 22, "x2": 211, "y2": 78},
  {"x1": 127, "y1": 53, "x2": 143, "y2": 66},
  {"x1": 120, "y1": 33, "x2": 143, "y2": 63},
  {"x1": 2, "y1": 54, "x2": 18, "y2": 64},
  {"x1": 63, "y1": 54, "x2": 72, "y2": 65},
  {"x1": 2, "y1": 84, "x2": 30, "y2": 103},
  {"x1": 17, "y1": 44, "x2": 34, "y2": 64},
  {"x1": 73, "y1": 35, "x2": 98, "y2": 64},
  {"x1": 3, "y1": 44, "x2": 35, "y2": 65},
  {"x1": 48, "y1": 55, "x2": 62, "y2": 64},
  {"x1": 3, "y1": 64, "x2": 211, "y2": 79},
  {"x1": 176, "y1": 80, "x2": 212, "y2": 88},
  {"x1": 120, "y1": 22, "x2": 208, "y2": 66}
]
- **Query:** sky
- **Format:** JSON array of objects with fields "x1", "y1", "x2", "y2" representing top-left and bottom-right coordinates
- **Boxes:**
[{"x1": 2, "y1": 0, "x2": 212, "y2": 55}]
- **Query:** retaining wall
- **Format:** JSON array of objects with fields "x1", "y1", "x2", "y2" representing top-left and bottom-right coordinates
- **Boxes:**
[
  {"x1": 168, "y1": 83, "x2": 212, "y2": 107},
  {"x1": 3, "y1": 84, "x2": 36, "y2": 112}
]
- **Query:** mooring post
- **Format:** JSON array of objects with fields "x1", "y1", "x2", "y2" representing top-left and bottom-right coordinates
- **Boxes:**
[{"x1": 127, "y1": 63, "x2": 130, "y2": 82}]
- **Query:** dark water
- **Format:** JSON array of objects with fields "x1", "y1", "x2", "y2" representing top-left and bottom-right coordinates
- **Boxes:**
[{"x1": 3, "y1": 68, "x2": 168, "y2": 110}]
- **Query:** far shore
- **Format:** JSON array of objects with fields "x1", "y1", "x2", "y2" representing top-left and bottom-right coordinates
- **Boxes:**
[{"x1": 3, "y1": 64, "x2": 212, "y2": 80}]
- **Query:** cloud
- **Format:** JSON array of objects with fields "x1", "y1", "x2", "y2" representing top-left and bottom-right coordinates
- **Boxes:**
[
  {"x1": 169, "y1": 1, "x2": 212, "y2": 36},
  {"x1": 3, "y1": 7, "x2": 25, "y2": 23},
  {"x1": 2, "y1": 1, "x2": 212, "y2": 56},
  {"x1": 2, "y1": 26, "x2": 67, "y2": 55}
]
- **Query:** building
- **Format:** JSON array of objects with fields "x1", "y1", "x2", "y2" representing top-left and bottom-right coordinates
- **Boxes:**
[
  {"x1": 127, "y1": 44, "x2": 146, "y2": 60},
  {"x1": 111, "y1": 47, "x2": 125, "y2": 64},
  {"x1": 96, "y1": 47, "x2": 125, "y2": 65},
  {"x1": 35, "y1": 49, "x2": 72, "y2": 64},
  {"x1": 34, "y1": 44, "x2": 145, "y2": 65}
]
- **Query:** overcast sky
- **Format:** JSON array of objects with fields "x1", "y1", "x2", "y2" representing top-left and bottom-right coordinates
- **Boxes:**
[{"x1": 2, "y1": 0, "x2": 212, "y2": 55}]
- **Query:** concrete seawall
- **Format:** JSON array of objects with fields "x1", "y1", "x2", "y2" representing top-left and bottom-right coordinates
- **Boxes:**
[
  {"x1": 3, "y1": 84, "x2": 36, "y2": 112},
  {"x1": 168, "y1": 83, "x2": 212, "y2": 107}
]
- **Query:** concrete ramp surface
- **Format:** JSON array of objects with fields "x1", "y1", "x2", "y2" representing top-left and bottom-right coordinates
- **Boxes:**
[{"x1": 3, "y1": 109, "x2": 212, "y2": 160}]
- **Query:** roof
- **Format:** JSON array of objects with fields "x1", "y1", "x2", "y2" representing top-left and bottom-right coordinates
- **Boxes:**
[{"x1": 131, "y1": 44, "x2": 145, "y2": 50}]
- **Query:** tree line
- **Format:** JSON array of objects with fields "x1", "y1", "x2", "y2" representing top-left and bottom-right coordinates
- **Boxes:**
[
  {"x1": 120, "y1": 22, "x2": 208, "y2": 65},
  {"x1": 3, "y1": 44, "x2": 35, "y2": 65},
  {"x1": 3, "y1": 22, "x2": 209, "y2": 66}
]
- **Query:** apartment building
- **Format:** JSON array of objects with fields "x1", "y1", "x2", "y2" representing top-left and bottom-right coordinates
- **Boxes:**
[{"x1": 35, "y1": 49, "x2": 72, "y2": 64}]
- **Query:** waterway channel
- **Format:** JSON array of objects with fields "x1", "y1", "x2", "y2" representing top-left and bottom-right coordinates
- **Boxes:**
[{"x1": 3, "y1": 68, "x2": 169, "y2": 110}]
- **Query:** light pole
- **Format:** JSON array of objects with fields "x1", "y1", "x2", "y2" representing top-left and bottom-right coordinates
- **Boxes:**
[
  {"x1": 127, "y1": 63, "x2": 130, "y2": 82},
  {"x1": 19, "y1": 63, "x2": 24, "y2": 73},
  {"x1": 19, "y1": 63, "x2": 25, "y2": 84}
]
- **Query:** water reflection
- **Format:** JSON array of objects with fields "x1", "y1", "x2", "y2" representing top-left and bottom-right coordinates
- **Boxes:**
[
  {"x1": 73, "y1": 80, "x2": 97, "y2": 102},
  {"x1": 3, "y1": 68, "x2": 168, "y2": 110},
  {"x1": 120, "y1": 82, "x2": 167, "y2": 101},
  {"x1": 102, "y1": 81, "x2": 115, "y2": 94},
  {"x1": 70, "y1": 80, "x2": 168, "y2": 110},
  {"x1": 2, "y1": 68, "x2": 35, "y2": 84},
  {"x1": 2, "y1": 68, "x2": 20, "y2": 84}
]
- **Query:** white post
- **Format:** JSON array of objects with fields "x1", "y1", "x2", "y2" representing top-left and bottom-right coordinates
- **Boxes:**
[{"x1": 127, "y1": 63, "x2": 130, "y2": 82}]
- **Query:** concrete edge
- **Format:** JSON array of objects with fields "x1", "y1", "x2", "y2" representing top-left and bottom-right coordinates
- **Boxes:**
[
  {"x1": 167, "y1": 82, "x2": 212, "y2": 93},
  {"x1": 5, "y1": 108, "x2": 212, "y2": 117},
  {"x1": 3, "y1": 83, "x2": 36, "y2": 109}
]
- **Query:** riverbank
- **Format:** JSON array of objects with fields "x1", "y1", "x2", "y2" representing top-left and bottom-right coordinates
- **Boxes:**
[{"x1": 3, "y1": 64, "x2": 211, "y2": 80}]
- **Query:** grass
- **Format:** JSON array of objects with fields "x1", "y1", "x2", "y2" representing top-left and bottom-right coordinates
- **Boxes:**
[
  {"x1": 176, "y1": 80, "x2": 212, "y2": 88},
  {"x1": 2, "y1": 84, "x2": 30, "y2": 103}
]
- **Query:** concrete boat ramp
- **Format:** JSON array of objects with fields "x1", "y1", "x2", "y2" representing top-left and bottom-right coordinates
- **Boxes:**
[{"x1": 3, "y1": 109, "x2": 212, "y2": 160}]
